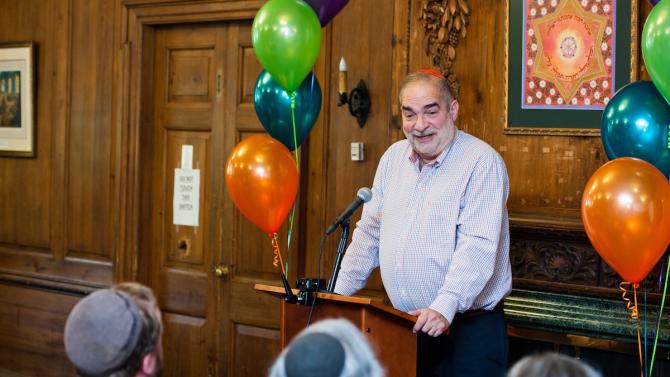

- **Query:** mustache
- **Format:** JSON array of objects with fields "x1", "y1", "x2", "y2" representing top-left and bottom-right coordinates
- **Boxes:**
[{"x1": 410, "y1": 131, "x2": 435, "y2": 137}]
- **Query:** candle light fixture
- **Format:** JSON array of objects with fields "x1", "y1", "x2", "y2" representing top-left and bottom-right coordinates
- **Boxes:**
[{"x1": 337, "y1": 57, "x2": 370, "y2": 128}]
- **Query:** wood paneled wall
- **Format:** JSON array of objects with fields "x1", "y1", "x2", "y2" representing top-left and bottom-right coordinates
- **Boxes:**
[{"x1": 0, "y1": 0, "x2": 656, "y2": 375}]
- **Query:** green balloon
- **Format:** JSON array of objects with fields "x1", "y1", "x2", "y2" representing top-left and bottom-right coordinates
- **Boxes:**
[
  {"x1": 252, "y1": 0, "x2": 322, "y2": 93},
  {"x1": 643, "y1": 0, "x2": 670, "y2": 105}
]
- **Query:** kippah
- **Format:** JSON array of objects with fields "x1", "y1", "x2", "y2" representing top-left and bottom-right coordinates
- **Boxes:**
[
  {"x1": 64, "y1": 289, "x2": 143, "y2": 375},
  {"x1": 416, "y1": 69, "x2": 446, "y2": 79},
  {"x1": 284, "y1": 332, "x2": 346, "y2": 377}
]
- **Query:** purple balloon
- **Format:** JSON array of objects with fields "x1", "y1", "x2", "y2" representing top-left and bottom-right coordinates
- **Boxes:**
[
  {"x1": 304, "y1": 0, "x2": 349, "y2": 27},
  {"x1": 650, "y1": 0, "x2": 660, "y2": 5}
]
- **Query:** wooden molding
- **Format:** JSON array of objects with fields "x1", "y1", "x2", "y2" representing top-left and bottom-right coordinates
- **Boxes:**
[{"x1": 419, "y1": 0, "x2": 470, "y2": 98}]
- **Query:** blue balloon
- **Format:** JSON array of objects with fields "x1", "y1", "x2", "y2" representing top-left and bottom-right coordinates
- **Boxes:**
[
  {"x1": 254, "y1": 70, "x2": 322, "y2": 151},
  {"x1": 601, "y1": 81, "x2": 670, "y2": 177}
]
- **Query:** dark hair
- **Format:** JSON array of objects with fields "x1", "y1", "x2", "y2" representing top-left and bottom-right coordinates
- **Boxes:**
[
  {"x1": 75, "y1": 283, "x2": 162, "y2": 377},
  {"x1": 110, "y1": 283, "x2": 162, "y2": 377}
]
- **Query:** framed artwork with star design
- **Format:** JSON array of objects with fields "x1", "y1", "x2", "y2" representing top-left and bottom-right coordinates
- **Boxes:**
[{"x1": 505, "y1": 0, "x2": 638, "y2": 136}]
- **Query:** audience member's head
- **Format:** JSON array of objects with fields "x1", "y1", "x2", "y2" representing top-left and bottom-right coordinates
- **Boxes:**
[
  {"x1": 508, "y1": 352, "x2": 601, "y2": 377},
  {"x1": 268, "y1": 318, "x2": 384, "y2": 377},
  {"x1": 64, "y1": 282, "x2": 163, "y2": 377}
]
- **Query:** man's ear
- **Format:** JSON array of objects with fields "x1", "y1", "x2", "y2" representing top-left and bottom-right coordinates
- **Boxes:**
[
  {"x1": 139, "y1": 352, "x2": 157, "y2": 376},
  {"x1": 449, "y1": 100, "x2": 459, "y2": 122}
]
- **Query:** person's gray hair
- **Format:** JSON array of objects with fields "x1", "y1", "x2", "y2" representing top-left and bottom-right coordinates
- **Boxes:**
[
  {"x1": 268, "y1": 319, "x2": 384, "y2": 377},
  {"x1": 507, "y1": 352, "x2": 601, "y2": 377},
  {"x1": 398, "y1": 71, "x2": 455, "y2": 106}
]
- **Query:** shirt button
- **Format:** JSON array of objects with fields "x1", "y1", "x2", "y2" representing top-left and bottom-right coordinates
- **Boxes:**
[{"x1": 401, "y1": 289, "x2": 407, "y2": 296}]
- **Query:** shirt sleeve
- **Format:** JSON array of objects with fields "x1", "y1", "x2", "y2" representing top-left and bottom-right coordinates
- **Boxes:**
[
  {"x1": 333, "y1": 151, "x2": 390, "y2": 296},
  {"x1": 429, "y1": 150, "x2": 510, "y2": 323}
]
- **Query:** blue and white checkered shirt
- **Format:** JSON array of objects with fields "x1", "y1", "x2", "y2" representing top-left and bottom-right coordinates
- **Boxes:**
[{"x1": 334, "y1": 130, "x2": 512, "y2": 323}]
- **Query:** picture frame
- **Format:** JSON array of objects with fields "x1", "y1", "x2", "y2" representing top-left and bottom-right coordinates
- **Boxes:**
[
  {"x1": 504, "y1": 0, "x2": 638, "y2": 136},
  {"x1": 0, "y1": 42, "x2": 34, "y2": 156}
]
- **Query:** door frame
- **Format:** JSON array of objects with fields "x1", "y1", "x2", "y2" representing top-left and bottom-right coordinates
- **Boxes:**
[{"x1": 113, "y1": 1, "x2": 264, "y2": 374}]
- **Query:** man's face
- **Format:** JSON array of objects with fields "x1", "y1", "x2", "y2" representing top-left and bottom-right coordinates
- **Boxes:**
[{"x1": 400, "y1": 80, "x2": 458, "y2": 162}]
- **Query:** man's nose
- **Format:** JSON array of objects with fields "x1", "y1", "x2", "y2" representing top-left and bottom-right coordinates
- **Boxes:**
[{"x1": 414, "y1": 114, "x2": 428, "y2": 131}]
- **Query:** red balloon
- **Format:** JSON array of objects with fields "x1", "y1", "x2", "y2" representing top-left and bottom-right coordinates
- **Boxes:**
[
  {"x1": 581, "y1": 158, "x2": 670, "y2": 283},
  {"x1": 225, "y1": 135, "x2": 299, "y2": 234}
]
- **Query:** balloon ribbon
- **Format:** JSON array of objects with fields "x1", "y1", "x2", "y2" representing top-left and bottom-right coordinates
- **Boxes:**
[
  {"x1": 650, "y1": 254, "x2": 670, "y2": 377},
  {"x1": 271, "y1": 232, "x2": 287, "y2": 275},
  {"x1": 621, "y1": 282, "x2": 644, "y2": 377},
  {"x1": 284, "y1": 92, "x2": 301, "y2": 275}
]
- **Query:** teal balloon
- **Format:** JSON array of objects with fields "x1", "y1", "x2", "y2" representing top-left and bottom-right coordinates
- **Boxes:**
[
  {"x1": 254, "y1": 70, "x2": 322, "y2": 151},
  {"x1": 601, "y1": 81, "x2": 670, "y2": 177},
  {"x1": 643, "y1": 0, "x2": 670, "y2": 105},
  {"x1": 252, "y1": 0, "x2": 322, "y2": 92}
]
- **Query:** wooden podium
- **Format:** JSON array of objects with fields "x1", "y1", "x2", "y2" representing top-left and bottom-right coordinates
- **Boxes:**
[{"x1": 255, "y1": 284, "x2": 417, "y2": 377}]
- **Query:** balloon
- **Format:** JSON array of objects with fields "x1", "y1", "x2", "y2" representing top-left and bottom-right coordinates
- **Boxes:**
[
  {"x1": 225, "y1": 136, "x2": 299, "y2": 234},
  {"x1": 305, "y1": 0, "x2": 349, "y2": 27},
  {"x1": 252, "y1": 0, "x2": 322, "y2": 92},
  {"x1": 581, "y1": 158, "x2": 670, "y2": 283},
  {"x1": 601, "y1": 81, "x2": 670, "y2": 177},
  {"x1": 254, "y1": 71, "x2": 322, "y2": 151},
  {"x1": 643, "y1": 0, "x2": 670, "y2": 104}
]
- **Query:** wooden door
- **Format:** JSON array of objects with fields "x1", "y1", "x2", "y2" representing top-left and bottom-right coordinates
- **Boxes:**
[
  {"x1": 142, "y1": 21, "x2": 284, "y2": 376},
  {"x1": 144, "y1": 23, "x2": 225, "y2": 376}
]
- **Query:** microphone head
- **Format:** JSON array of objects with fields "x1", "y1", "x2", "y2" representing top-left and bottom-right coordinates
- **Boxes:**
[{"x1": 356, "y1": 187, "x2": 373, "y2": 203}]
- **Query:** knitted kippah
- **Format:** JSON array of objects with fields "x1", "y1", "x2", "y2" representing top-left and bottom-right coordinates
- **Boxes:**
[
  {"x1": 64, "y1": 289, "x2": 143, "y2": 375},
  {"x1": 284, "y1": 332, "x2": 346, "y2": 377}
]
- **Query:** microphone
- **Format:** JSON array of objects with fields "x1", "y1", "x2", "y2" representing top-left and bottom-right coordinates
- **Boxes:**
[{"x1": 325, "y1": 187, "x2": 372, "y2": 235}]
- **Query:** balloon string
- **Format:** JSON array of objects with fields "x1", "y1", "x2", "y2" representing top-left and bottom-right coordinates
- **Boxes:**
[
  {"x1": 286, "y1": 91, "x2": 301, "y2": 276},
  {"x1": 290, "y1": 92, "x2": 300, "y2": 167},
  {"x1": 286, "y1": 203, "x2": 297, "y2": 275},
  {"x1": 270, "y1": 232, "x2": 286, "y2": 275},
  {"x1": 644, "y1": 288, "x2": 648, "y2": 377},
  {"x1": 621, "y1": 282, "x2": 644, "y2": 375},
  {"x1": 633, "y1": 283, "x2": 644, "y2": 377},
  {"x1": 621, "y1": 282, "x2": 639, "y2": 320},
  {"x1": 650, "y1": 254, "x2": 670, "y2": 377}
]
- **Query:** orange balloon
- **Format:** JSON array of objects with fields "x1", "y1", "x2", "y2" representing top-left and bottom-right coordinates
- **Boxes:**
[
  {"x1": 225, "y1": 135, "x2": 299, "y2": 234},
  {"x1": 581, "y1": 157, "x2": 670, "y2": 283}
]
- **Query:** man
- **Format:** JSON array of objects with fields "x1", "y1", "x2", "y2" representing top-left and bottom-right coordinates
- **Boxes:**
[
  {"x1": 64, "y1": 282, "x2": 163, "y2": 377},
  {"x1": 334, "y1": 70, "x2": 512, "y2": 376}
]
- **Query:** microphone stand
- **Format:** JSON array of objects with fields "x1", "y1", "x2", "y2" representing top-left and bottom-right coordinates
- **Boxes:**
[
  {"x1": 280, "y1": 271, "x2": 297, "y2": 303},
  {"x1": 326, "y1": 219, "x2": 351, "y2": 292}
]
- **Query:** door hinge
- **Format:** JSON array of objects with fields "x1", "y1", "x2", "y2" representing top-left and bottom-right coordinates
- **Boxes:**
[{"x1": 216, "y1": 71, "x2": 222, "y2": 97}]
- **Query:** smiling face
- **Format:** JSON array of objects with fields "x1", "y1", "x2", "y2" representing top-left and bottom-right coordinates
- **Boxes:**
[{"x1": 400, "y1": 78, "x2": 459, "y2": 163}]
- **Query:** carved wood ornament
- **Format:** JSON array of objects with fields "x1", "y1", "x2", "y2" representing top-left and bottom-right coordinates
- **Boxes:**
[{"x1": 419, "y1": 0, "x2": 470, "y2": 98}]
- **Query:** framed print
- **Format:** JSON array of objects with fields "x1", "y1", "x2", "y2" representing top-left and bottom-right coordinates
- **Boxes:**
[
  {"x1": 504, "y1": 0, "x2": 637, "y2": 136},
  {"x1": 0, "y1": 42, "x2": 34, "y2": 156}
]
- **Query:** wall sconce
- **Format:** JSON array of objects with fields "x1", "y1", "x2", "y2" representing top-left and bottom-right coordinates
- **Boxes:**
[{"x1": 337, "y1": 57, "x2": 370, "y2": 128}]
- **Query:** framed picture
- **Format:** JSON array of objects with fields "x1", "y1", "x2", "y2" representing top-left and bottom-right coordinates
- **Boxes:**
[
  {"x1": 504, "y1": 0, "x2": 638, "y2": 136},
  {"x1": 0, "y1": 42, "x2": 34, "y2": 156}
]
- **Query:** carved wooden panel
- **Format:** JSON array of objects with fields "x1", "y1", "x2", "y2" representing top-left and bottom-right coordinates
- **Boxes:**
[
  {"x1": 165, "y1": 132, "x2": 210, "y2": 268},
  {"x1": 67, "y1": 0, "x2": 115, "y2": 260},
  {"x1": 232, "y1": 323, "x2": 280, "y2": 377},
  {"x1": 510, "y1": 228, "x2": 599, "y2": 286},
  {"x1": 162, "y1": 313, "x2": 208, "y2": 377},
  {"x1": 168, "y1": 49, "x2": 213, "y2": 101},
  {"x1": 0, "y1": 283, "x2": 79, "y2": 376},
  {"x1": 510, "y1": 226, "x2": 667, "y2": 295}
]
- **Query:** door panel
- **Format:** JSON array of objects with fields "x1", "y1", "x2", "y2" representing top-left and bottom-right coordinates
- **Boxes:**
[
  {"x1": 144, "y1": 21, "x2": 285, "y2": 376},
  {"x1": 221, "y1": 23, "x2": 283, "y2": 376},
  {"x1": 146, "y1": 24, "x2": 224, "y2": 377}
]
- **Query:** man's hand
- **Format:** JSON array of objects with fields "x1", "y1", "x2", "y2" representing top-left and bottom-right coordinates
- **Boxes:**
[{"x1": 408, "y1": 308, "x2": 450, "y2": 337}]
